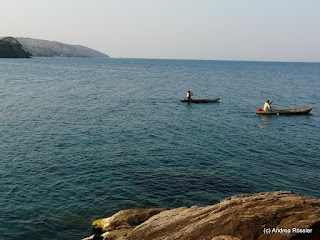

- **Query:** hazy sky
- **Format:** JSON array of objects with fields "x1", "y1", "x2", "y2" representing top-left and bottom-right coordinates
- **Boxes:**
[{"x1": 1, "y1": 0, "x2": 320, "y2": 61}]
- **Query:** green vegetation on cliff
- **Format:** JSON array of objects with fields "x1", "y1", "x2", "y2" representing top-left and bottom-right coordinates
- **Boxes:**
[
  {"x1": 17, "y1": 37, "x2": 109, "y2": 58},
  {"x1": 0, "y1": 37, "x2": 32, "y2": 58}
]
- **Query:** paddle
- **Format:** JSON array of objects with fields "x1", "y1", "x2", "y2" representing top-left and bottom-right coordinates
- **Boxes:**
[{"x1": 270, "y1": 101, "x2": 277, "y2": 110}]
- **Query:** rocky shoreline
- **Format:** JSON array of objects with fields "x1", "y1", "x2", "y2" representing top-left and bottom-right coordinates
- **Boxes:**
[{"x1": 83, "y1": 191, "x2": 320, "y2": 240}]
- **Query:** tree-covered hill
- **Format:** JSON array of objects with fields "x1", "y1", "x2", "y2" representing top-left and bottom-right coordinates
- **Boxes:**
[
  {"x1": 16, "y1": 38, "x2": 110, "y2": 58},
  {"x1": 0, "y1": 37, "x2": 32, "y2": 58}
]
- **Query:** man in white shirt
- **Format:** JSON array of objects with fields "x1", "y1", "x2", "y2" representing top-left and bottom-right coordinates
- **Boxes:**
[{"x1": 264, "y1": 100, "x2": 272, "y2": 111}]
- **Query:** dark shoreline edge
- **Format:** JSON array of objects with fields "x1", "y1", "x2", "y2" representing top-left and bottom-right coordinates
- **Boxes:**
[{"x1": 0, "y1": 37, "x2": 32, "y2": 58}]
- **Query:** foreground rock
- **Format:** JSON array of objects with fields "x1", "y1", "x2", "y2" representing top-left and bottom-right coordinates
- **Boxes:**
[
  {"x1": 85, "y1": 191, "x2": 320, "y2": 240},
  {"x1": 84, "y1": 208, "x2": 167, "y2": 240}
]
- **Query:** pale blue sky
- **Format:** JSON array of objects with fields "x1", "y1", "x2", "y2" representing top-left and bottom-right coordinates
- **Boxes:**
[{"x1": 1, "y1": 0, "x2": 319, "y2": 61}]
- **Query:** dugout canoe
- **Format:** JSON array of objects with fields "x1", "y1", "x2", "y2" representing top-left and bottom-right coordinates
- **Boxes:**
[
  {"x1": 256, "y1": 107, "x2": 313, "y2": 115},
  {"x1": 180, "y1": 98, "x2": 220, "y2": 103}
]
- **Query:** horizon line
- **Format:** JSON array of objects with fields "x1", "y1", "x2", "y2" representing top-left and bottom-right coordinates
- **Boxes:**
[
  {"x1": 3, "y1": 36, "x2": 319, "y2": 63},
  {"x1": 109, "y1": 57, "x2": 320, "y2": 64}
]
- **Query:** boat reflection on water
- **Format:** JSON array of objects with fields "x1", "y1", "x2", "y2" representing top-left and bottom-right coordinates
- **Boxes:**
[
  {"x1": 261, "y1": 115, "x2": 270, "y2": 123},
  {"x1": 258, "y1": 115, "x2": 270, "y2": 129}
]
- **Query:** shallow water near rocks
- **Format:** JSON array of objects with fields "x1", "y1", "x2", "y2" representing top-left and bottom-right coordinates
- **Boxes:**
[{"x1": 0, "y1": 58, "x2": 319, "y2": 239}]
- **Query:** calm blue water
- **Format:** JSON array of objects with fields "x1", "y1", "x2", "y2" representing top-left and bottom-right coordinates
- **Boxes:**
[{"x1": 0, "y1": 58, "x2": 319, "y2": 239}]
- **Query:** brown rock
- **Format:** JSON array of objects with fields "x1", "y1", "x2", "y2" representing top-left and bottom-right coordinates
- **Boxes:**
[
  {"x1": 91, "y1": 208, "x2": 167, "y2": 239},
  {"x1": 211, "y1": 236, "x2": 241, "y2": 240},
  {"x1": 130, "y1": 191, "x2": 320, "y2": 240},
  {"x1": 101, "y1": 228, "x2": 132, "y2": 240}
]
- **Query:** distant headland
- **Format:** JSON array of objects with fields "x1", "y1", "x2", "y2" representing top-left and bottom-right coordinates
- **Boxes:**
[
  {"x1": 0, "y1": 37, "x2": 32, "y2": 58},
  {"x1": 17, "y1": 37, "x2": 110, "y2": 58},
  {"x1": 0, "y1": 37, "x2": 110, "y2": 58}
]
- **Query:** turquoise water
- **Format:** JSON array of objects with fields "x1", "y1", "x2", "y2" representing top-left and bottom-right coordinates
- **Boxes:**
[{"x1": 0, "y1": 58, "x2": 319, "y2": 239}]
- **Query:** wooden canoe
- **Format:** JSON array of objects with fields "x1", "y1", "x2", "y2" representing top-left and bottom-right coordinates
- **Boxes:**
[
  {"x1": 256, "y1": 107, "x2": 313, "y2": 115},
  {"x1": 180, "y1": 98, "x2": 220, "y2": 103}
]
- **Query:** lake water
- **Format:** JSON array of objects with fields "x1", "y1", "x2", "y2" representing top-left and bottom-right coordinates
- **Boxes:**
[{"x1": 0, "y1": 58, "x2": 319, "y2": 239}]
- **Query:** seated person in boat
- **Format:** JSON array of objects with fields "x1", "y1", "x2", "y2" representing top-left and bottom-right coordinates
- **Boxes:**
[{"x1": 263, "y1": 100, "x2": 272, "y2": 111}]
